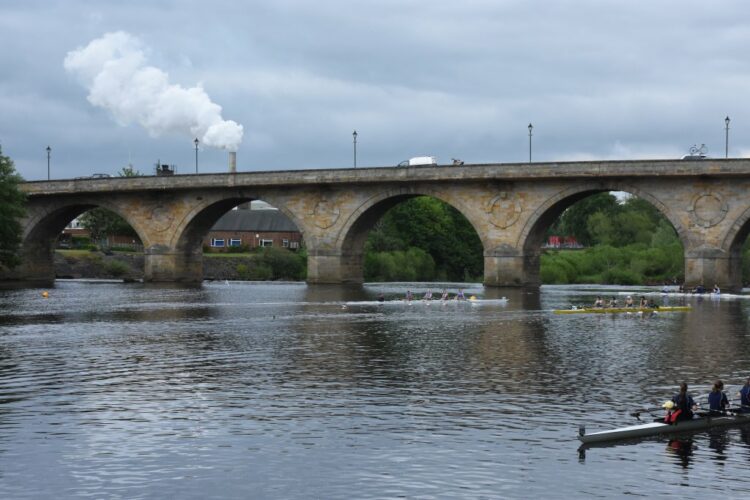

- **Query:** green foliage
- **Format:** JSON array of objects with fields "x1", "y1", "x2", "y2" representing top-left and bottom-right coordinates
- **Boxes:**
[
  {"x1": 549, "y1": 193, "x2": 620, "y2": 245},
  {"x1": 364, "y1": 196, "x2": 482, "y2": 281},
  {"x1": 119, "y1": 165, "x2": 141, "y2": 177},
  {"x1": 79, "y1": 208, "x2": 139, "y2": 242},
  {"x1": 233, "y1": 248, "x2": 304, "y2": 280},
  {"x1": 225, "y1": 244, "x2": 250, "y2": 253},
  {"x1": 0, "y1": 146, "x2": 26, "y2": 268},
  {"x1": 364, "y1": 247, "x2": 436, "y2": 281},
  {"x1": 105, "y1": 260, "x2": 130, "y2": 277}
]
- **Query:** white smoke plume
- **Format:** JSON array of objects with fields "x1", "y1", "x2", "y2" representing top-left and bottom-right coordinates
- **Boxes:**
[{"x1": 64, "y1": 31, "x2": 243, "y2": 151}]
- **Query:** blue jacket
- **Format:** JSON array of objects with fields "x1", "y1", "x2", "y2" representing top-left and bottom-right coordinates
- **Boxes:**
[
  {"x1": 672, "y1": 393, "x2": 695, "y2": 418},
  {"x1": 708, "y1": 391, "x2": 729, "y2": 411}
]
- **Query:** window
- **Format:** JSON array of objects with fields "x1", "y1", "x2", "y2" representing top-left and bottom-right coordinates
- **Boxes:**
[
  {"x1": 229, "y1": 238, "x2": 242, "y2": 247},
  {"x1": 261, "y1": 239, "x2": 273, "y2": 247},
  {"x1": 282, "y1": 239, "x2": 289, "y2": 248},
  {"x1": 290, "y1": 241, "x2": 299, "y2": 249},
  {"x1": 211, "y1": 238, "x2": 225, "y2": 247}
]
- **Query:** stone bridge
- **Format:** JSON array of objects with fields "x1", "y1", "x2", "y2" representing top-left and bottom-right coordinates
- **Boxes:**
[{"x1": 5, "y1": 159, "x2": 750, "y2": 290}]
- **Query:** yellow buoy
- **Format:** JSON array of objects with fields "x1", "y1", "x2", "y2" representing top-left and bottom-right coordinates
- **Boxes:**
[
  {"x1": 41, "y1": 291, "x2": 49, "y2": 298},
  {"x1": 469, "y1": 295, "x2": 477, "y2": 301}
]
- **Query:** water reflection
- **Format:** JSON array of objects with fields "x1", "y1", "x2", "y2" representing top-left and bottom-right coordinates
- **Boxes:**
[{"x1": 666, "y1": 439, "x2": 695, "y2": 469}]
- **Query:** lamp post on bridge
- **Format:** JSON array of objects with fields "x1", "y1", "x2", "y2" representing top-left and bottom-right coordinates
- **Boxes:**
[
  {"x1": 46, "y1": 146, "x2": 51, "y2": 180},
  {"x1": 528, "y1": 123, "x2": 533, "y2": 163},
  {"x1": 352, "y1": 130, "x2": 357, "y2": 168},
  {"x1": 725, "y1": 116, "x2": 730, "y2": 159},
  {"x1": 194, "y1": 138, "x2": 199, "y2": 173}
]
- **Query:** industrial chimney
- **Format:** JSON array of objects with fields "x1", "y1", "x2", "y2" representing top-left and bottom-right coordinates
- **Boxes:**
[{"x1": 229, "y1": 151, "x2": 237, "y2": 173}]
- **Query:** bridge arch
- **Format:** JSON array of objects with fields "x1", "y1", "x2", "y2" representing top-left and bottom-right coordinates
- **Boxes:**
[
  {"x1": 518, "y1": 182, "x2": 689, "y2": 285},
  {"x1": 18, "y1": 200, "x2": 147, "y2": 283},
  {"x1": 720, "y1": 205, "x2": 750, "y2": 289},
  {"x1": 332, "y1": 187, "x2": 485, "y2": 283}
]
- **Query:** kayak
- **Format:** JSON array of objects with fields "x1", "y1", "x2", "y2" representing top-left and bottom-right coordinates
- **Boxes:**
[
  {"x1": 579, "y1": 411, "x2": 750, "y2": 444},
  {"x1": 554, "y1": 306, "x2": 691, "y2": 314}
]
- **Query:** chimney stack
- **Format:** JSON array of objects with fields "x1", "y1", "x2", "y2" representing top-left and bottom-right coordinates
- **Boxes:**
[{"x1": 229, "y1": 151, "x2": 237, "y2": 173}]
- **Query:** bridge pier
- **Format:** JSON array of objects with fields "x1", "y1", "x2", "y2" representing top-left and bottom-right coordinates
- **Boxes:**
[
  {"x1": 306, "y1": 250, "x2": 363, "y2": 284},
  {"x1": 483, "y1": 247, "x2": 537, "y2": 287},
  {"x1": 143, "y1": 246, "x2": 203, "y2": 283},
  {"x1": 684, "y1": 246, "x2": 739, "y2": 292}
]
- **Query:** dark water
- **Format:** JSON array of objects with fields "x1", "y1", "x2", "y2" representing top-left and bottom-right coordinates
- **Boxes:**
[{"x1": 1, "y1": 281, "x2": 750, "y2": 499}]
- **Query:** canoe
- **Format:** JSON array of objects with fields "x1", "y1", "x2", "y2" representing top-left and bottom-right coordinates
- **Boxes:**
[
  {"x1": 554, "y1": 306, "x2": 691, "y2": 314},
  {"x1": 579, "y1": 412, "x2": 750, "y2": 444}
]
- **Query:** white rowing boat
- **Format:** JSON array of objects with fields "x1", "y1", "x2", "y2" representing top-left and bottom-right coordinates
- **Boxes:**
[{"x1": 578, "y1": 412, "x2": 750, "y2": 444}]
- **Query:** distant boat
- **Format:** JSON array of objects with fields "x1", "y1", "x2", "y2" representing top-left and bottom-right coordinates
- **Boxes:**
[{"x1": 554, "y1": 306, "x2": 691, "y2": 315}]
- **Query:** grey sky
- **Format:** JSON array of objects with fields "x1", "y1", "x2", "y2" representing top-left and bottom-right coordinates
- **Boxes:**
[{"x1": 1, "y1": 0, "x2": 749, "y2": 180}]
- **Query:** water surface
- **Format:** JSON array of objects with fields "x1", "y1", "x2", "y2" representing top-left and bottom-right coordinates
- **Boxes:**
[{"x1": 1, "y1": 281, "x2": 749, "y2": 498}]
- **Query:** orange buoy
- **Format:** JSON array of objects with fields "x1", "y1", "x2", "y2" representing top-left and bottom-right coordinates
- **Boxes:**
[{"x1": 41, "y1": 291, "x2": 49, "y2": 298}]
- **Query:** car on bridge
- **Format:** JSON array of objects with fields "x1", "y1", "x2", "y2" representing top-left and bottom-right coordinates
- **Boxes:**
[{"x1": 398, "y1": 156, "x2": 437, "y2": 167}]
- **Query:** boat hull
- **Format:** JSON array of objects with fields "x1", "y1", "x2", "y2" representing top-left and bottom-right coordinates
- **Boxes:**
[
  {"x1": 579, "y1": 413, "x2": 750, "y2": 444},
  {"x1": 554, "y1": 306, "x2": 691, "y2": 315}
]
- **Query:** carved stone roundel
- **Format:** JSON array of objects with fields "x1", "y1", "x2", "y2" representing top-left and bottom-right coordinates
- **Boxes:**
[
  {"x1": 689, "y1": 192, "x2": 727, "y2": 228},
  {"x1": 312, "y1": 198, "x2": 340, "y2": 229},
  {"x1": 148, "y1": 205, "x2": 175, "y2": 232},
  {"x1": 486, "y1": 192, "x2": 522, "y2": 229}
]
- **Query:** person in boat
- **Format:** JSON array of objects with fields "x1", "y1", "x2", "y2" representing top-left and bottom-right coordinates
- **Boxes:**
[
  {"x1": 405, "y1": 290, "x2": 413, "y2": 301},
  {"x1": 593, "y1": 296, "x2": 604, "y2": 308},
  {"x1": 708, "y1": 379, "x2": 729, "y2": 415},
  {"x1": 455, "y1": 289, "x2": 466, "y2": 300},
  {"x1": 377, "y1": 293, "x2": 385, "y2": 302},
  {"x1": 639, "y1": 296, "x2": 648, "y2": 308},
  {"x1": 712, "y1": 283, "x2": 720, "y2": 294},
  {"x1": 692, "y1": 284, "x2": 706, "y2": 294},
  {"x1": 607, "y1": 296, "x2": 617, "y2": 308},
  {"x1": 423, "y1": 289, "x2": 433, "y2": 300},
  {"x1": 624, "y1": 295, "x2": 634, "y2": 308},
  {"x1": 738, "y1": 376, "x2": 750, "y2": 412},
  {"x1": 666, "y1": 382, "x2": 697, "y2": 423},
  {"x1": 647, "y1": 299, "x2": 658, "y2": 309},
  {"x1": 678, "y1": 283, "x2": 685, "y2": 293},
  {"x1": 440, "y1": 289, "x2": 449, "y2": 300}
]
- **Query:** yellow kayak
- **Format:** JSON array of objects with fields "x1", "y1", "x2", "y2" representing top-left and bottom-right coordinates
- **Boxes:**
[{"x1": 554, "y1": 306, "x2": 691, "y2": 314}]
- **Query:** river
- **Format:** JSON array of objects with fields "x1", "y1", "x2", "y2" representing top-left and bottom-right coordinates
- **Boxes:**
[{"x1": 1, "y1": 281, "x2": 749, "y2": 498}]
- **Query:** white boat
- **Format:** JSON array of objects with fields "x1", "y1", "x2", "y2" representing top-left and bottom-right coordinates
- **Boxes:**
[{"x1": 578, "y1": 412, "x2": 750, "y2": 444}]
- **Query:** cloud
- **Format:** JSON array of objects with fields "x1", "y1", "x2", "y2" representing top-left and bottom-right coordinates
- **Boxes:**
[{"x1": 63, "y1": 31, "x2": 243, "y2": 151}]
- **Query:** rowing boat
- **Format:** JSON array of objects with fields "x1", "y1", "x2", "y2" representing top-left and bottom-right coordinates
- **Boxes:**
[
  {"x1": 554, "y1": 306, "x2": 691, "y2": 314},
  {"x1": 578, "y1": 412, "x2": 750, "y2": 444}
]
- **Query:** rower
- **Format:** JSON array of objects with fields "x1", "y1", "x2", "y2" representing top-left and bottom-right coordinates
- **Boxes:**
[
  {"x1": 639, "y1": 296, "x2": 648, "y2": 308},
  {"x1": 593, "y1": 296, "x2": 604, "y2": 308},
  {"x1": 455, "y1": 289, "x2": 465, "y2": 300},
  {"x1": 666, "y1": 382, "x2": 697, "y2": 423},
  {"x1": 405, "y1": 290, "x2": 413, "y2": 301},
  {"x1": 423, "y1": 289, "x2": 433, "y2": 300},
  {"x1": 624, "y1": 295, "x2": 634, "y2": 308},
  {"x1": 712, "y1": 283, "x2": 721, "y2": 294},
  {"x1": 708, "y1": 380, "x2": 729, "y2": 415},
  {"x1": 377, "y1": 293, "x2": 385, "y2": 303},
  {"x1": 738, "y1": 377, "x2": 750, "y2": 413},
  {"x1": 607, "y1": 296, "x2": 617, "y2": 308},
  {"x1": 440, "y1": 289, "x2": 449, "y2": 300}
]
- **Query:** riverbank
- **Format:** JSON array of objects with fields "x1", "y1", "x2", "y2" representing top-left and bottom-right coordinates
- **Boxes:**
[{"x1": 54, "y1": 249, "x2": 306, "y2": 281}]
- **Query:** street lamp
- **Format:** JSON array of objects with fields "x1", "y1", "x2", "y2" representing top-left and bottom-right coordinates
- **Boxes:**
[
  {"x1": 194, "y1": 138, "x2": 199, "y2": 173},
  {"x1": 528, "y1": 123, "x2": 533, "y2": 163},
  {"x1": 352, "y1": 130, "x2": 358, "y2": 168},
  {"x1": 46, "y1": 146, "x2": 51, "y2": 180},
  {"x1": 725, "y1": 116, "x2": 730, "y2": 159}
]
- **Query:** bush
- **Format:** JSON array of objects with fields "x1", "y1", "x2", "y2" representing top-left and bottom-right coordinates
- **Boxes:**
[{"x1": 105, "y1": 260, "x2": 129, "y2": 277}]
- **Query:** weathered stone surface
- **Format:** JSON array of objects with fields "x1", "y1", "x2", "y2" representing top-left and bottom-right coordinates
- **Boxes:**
[{"x1": 6, "y1": 159, "x2": 750, "y2": 290}]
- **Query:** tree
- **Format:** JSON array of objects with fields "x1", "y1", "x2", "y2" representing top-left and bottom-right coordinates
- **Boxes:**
[{"x1": 0, "y1": 146, "x2": 26, "y2": 268}]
